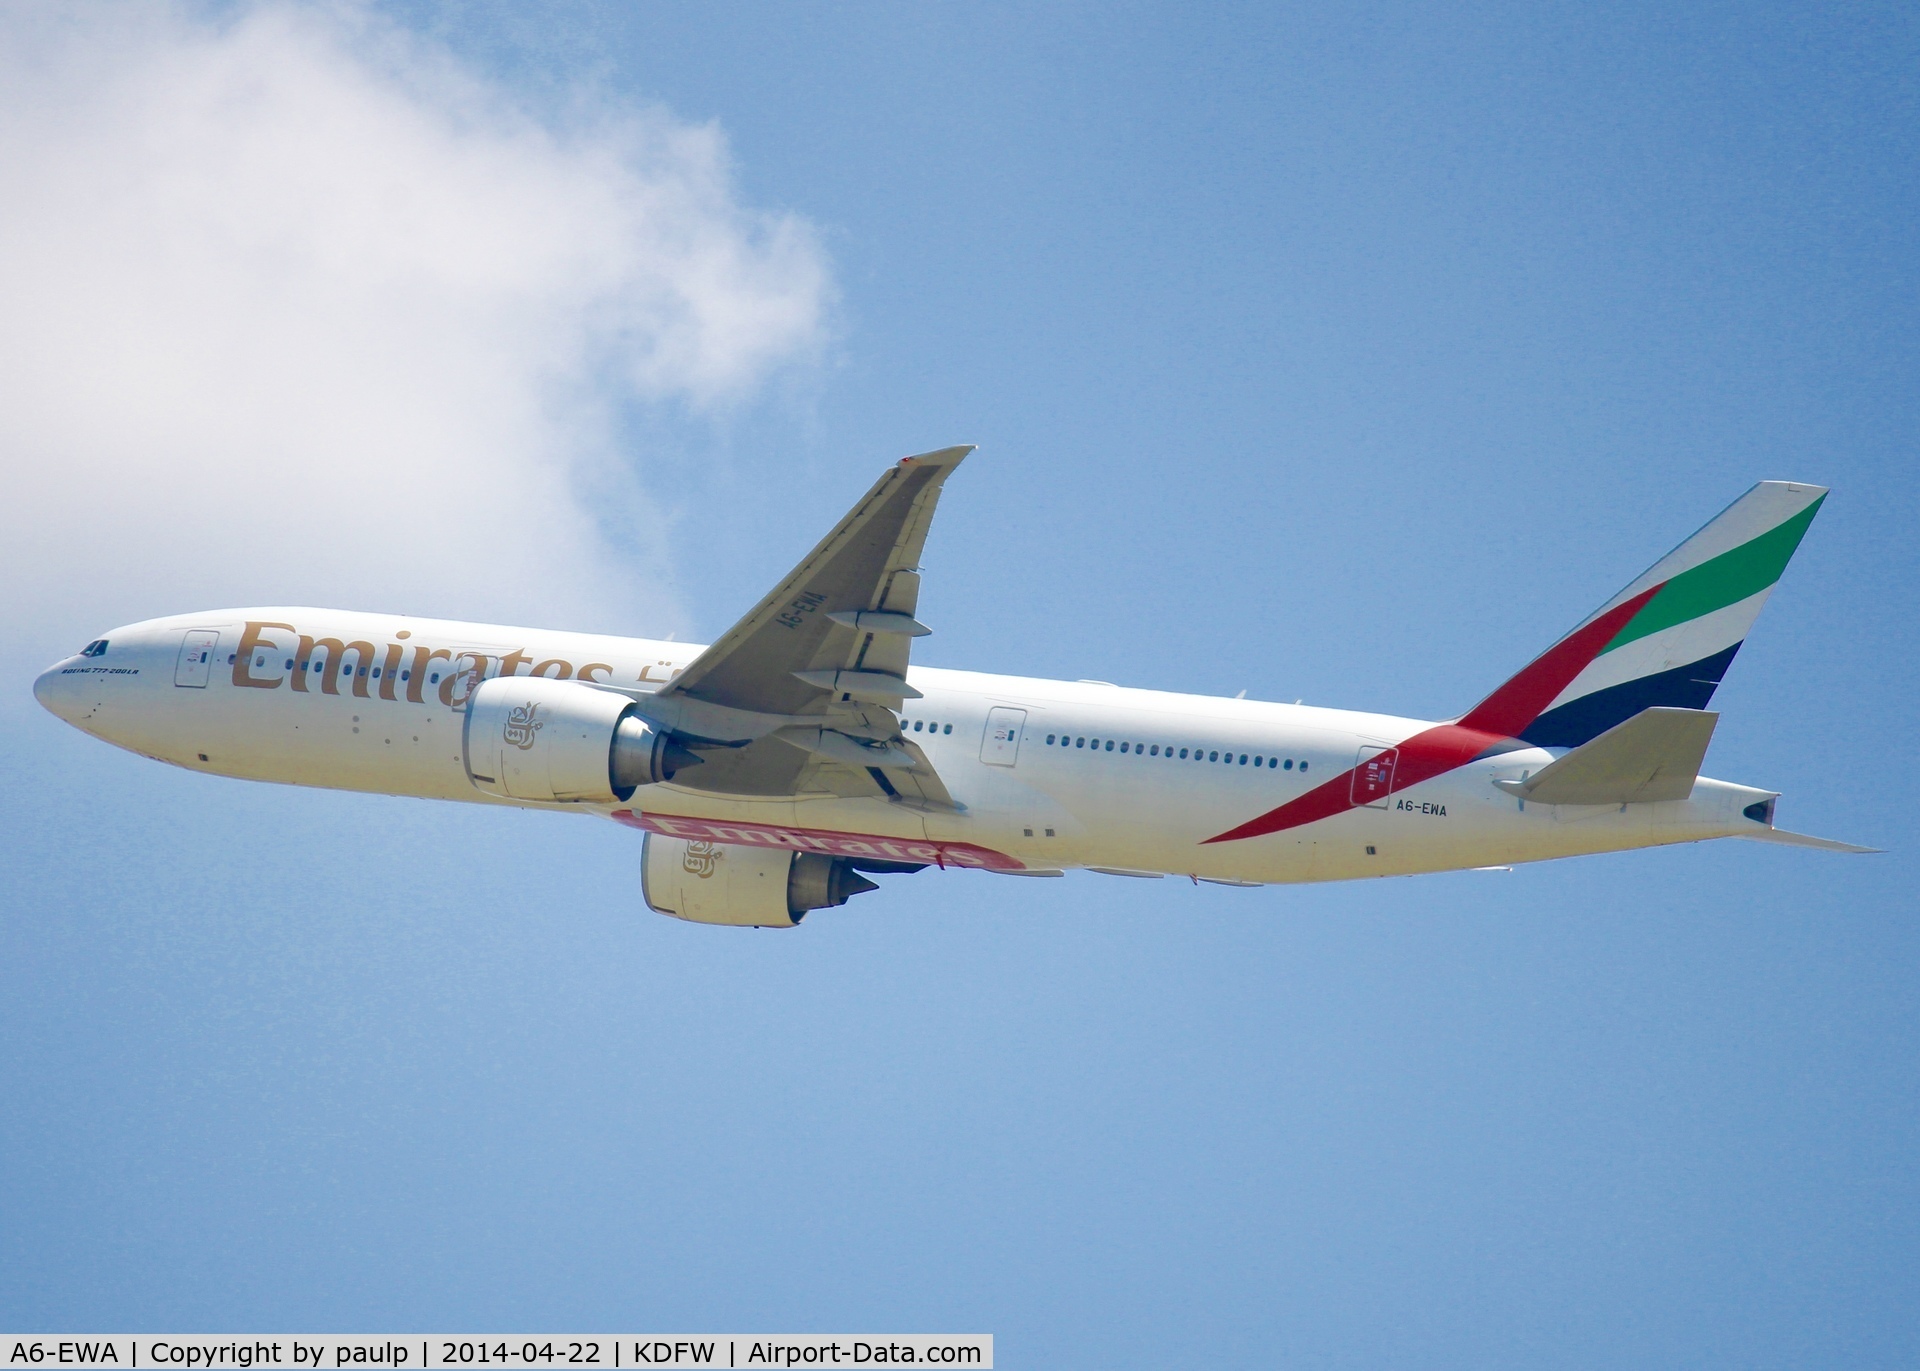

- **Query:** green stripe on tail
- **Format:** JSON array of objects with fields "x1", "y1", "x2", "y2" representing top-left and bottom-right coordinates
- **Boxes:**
[{"x1": 1601, "y1": 495, "x2": 1824, "y2": 655}]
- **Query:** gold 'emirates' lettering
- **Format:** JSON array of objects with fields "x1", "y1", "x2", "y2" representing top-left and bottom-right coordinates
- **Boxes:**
[
  {"x1": 228, "y1": 620, "x2": 681, "y2": 705},
  {"x1": 233, "y1": 620, "x2": 294, "y2": 689},
  {"x1": 439, "y1": 653, "x2": 490, "y2": 707},
  {"x1": 379, "y1": 642, "x2": 405, "y2": 701},
  {"x1": 314, "y1": 637, "x2": 378, "y2": 697},
  {"x1": 407, "y1": 645, "x2": 451, "y2": 703},
  {"x1": 292, "y1": 633, "x2": 318, "y2": 693}
]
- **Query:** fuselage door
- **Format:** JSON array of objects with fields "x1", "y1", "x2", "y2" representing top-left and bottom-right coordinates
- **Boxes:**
[
  {"x1": 981, "y1": 707, "x2": 1028, "y2": 767},
  {"x1": 1352, "y1": 745, "x2": 1397, "y2": 808},
  {"x1": 174, "y1": 629, "x2": 220, "y2": 688}
]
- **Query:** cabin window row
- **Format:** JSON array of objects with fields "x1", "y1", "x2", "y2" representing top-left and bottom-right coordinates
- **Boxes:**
[
  {"x1": 1041, "y1": 734, "x2": 1309, "y2": 771},
  {"x1": 287, "y1": 659, "x2": 415, "y2": 681},
  {"x1": 904, "y1": 720, "x2": 953, "y2": 734},
  {"x1": 250, "y1": 653, "x2": 451, "y2": 684}
]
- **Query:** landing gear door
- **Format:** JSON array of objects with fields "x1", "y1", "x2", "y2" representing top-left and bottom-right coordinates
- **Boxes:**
[
  {"x1": 980, "y1": 707, "x2": 1028, "y2": 767},
  {"x1": 1352, "y1": 745, "x2": 1397, "y2": 808},
  {"x1": 174, "y1": 629, "x2": 220, "y2": 688}
]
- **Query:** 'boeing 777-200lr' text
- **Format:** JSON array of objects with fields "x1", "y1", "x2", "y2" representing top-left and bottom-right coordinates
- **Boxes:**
[{"x1": 36, "y1": 448, "x2": 1873, "y2": 926}]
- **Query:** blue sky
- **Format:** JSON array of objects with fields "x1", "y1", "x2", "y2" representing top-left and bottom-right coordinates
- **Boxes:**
[{"x1": 3, "y1": 3, "x2": 1917, "y2": 1364}]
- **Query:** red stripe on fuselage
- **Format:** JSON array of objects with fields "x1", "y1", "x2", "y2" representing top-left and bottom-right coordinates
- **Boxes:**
[
  {"x1": 1204, "y1": 584, "x2": 1663, "y2": 844},
  {"x1": 1203, "y1": 723, "x2": 1509, "y2": 843}
]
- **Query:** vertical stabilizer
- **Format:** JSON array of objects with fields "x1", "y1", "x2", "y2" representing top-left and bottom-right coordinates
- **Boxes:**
[{"x1": 1459, "y1": 482, "x2": 1826, "y2": 746}]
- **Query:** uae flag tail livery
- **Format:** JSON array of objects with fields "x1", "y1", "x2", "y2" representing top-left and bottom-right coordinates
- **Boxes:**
[
  {"x1": 1205, "y1": 482, "x2": 1834, "y2": 846},
  {"x1": 1495, "y1": 481, "x2": 1827, "y2": 749}
]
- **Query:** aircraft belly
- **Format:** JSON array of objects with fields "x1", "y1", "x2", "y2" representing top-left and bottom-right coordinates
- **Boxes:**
[
  {"x1": 113, "y1": 669, "x2": 478, "y2": 800},
  {"x1": 1227, "y1": 771, "x2": 1765, "y2": 881}
]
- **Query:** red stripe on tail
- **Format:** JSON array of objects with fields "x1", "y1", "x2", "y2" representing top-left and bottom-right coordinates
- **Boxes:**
[{"x1": 1456, "y1": 585, "x2": 1659, "y2": 736}]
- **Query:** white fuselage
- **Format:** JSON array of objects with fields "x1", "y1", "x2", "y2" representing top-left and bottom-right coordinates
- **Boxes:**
[{"x1": 34, "y1": 608, "x2": 1775, "y2": 884}]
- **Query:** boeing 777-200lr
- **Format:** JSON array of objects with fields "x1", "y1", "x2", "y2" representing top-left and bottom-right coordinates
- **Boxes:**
[{"x1": 35, "y1": 448, "x2": 1873, "y2": 926}]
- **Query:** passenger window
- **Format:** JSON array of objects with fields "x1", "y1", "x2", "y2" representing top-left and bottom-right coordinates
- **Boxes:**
[
  {"x1": 1239, "y1": 754, "x2": 1248, "y2": 765},
  {"x1": 1209, "y1": 750, "x2": 1219, "y2": 761},
  {"x1": 1119, "y1": 742, "x2": 1129, "y2": 753},
  {"x1": 1179, "y1": 748, "x2": 1188, "y2": 758},
  {"x1": 1046, "y1": 733, "x2": 1056, "y2": 744},
  {"x1": 1076, "y1": 737, "x2": 1085, "y2": 748},
  {"x1": 1149, "y1": 745, "x2": 1158, "y2": 756},
  {"x1": 1283, "y1": 758, "x2": 1292, "y2": 770},
  {"x1": 943, "y1": 724, "x2": 952, "y2": 734},
  {"x1": 1300, "y1": 761, "x2": 1309, "y2": 773},
  {"x1": 914, "y1": 721, "x2": 924, "y2": 731}
]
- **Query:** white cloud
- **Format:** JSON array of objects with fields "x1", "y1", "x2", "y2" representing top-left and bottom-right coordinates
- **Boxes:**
[{"x1": 0, "y1": 3, "x2": 831, "y2": 677}]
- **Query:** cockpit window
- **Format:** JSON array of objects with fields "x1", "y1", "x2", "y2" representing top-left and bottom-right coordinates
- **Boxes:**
[{"x1": 80, "y1": 640, "x2": 108, "y2": 658}]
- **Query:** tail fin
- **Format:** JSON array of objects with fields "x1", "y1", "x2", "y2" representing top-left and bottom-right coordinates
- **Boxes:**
[{"x1": 1459, "y1": 482, "x2": 1827, "y2": 746}]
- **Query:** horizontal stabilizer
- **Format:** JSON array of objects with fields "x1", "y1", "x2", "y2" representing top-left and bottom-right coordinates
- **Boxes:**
[
  {"x1": 1493, "y1": 707, "x2": 1717, "y2": 805},
  {"x1": 1732, "y1": 827, "x2": 1881, "y2": 855}
]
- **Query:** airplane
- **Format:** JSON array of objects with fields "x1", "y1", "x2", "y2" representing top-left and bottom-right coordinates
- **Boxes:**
[{"x1": 33, "y1": 447, "x2": 1873, "y2": 927}]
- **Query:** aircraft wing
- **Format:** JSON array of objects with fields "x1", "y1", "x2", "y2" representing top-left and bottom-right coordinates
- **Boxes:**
[{"x1": 637, "y1": 446, "x2": 971, "y2": 808}]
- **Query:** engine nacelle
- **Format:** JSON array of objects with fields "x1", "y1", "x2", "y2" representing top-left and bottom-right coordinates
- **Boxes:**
[
  {"x1": 464, "y1": 676, "x2": 691, "y2": 804},
  {"x1": 641, "y1": 834, "x2": 879, "y2": 927}
]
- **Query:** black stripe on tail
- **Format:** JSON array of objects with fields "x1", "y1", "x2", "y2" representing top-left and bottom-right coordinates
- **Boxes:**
[{"x1": 1519, "y1": 643, "x2": 1741, "y2": 749}]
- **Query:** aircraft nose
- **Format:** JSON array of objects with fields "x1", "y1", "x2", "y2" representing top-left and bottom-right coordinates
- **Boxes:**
[{"x1": 34, "y1": 657, "x2": 84, "y2": 722}]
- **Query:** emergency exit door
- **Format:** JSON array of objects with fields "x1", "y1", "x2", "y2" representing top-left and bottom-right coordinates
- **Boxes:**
[
  {"x1": 980, "y1": 707, "x2": 1027, "y2": 766},
  {"x1": 174, "y1": 629, "x2": 220, "y2": 688},
  {"x1": 1351, "y1": 745, "x2": 1397, "y2": 808}
]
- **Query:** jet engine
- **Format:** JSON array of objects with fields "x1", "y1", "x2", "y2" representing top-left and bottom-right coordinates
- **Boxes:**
[
  {"x1": 464, "y1": 676, "x2": 696, "y2": 804},
  {"x1": 641, "y1": 833, "x2": 880, "y2": 927}
]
